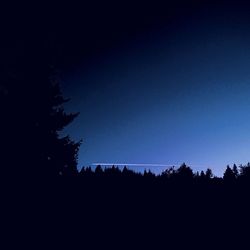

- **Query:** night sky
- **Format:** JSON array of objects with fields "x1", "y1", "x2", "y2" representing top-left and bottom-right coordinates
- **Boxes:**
[{"x1": 5, "y1": 1, "x2": 250, "y2": 176}]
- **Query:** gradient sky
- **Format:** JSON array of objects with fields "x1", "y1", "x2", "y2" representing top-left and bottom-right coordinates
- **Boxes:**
[{"x1": 57, "y1": 1, "x2": 250, "y2": 176}]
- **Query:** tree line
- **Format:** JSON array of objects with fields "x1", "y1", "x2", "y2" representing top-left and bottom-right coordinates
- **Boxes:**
[{"x1": 78, "y1": 163, "x2": 250, "y2": 186}]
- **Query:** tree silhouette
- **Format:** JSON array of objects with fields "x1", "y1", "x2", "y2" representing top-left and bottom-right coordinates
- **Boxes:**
[
  {"x1": 200, "y1": 170, "x2": 206, "y2": 179},
  {"x1": 232, "y1": 164, "x2": 239, "y2": 178},
  {"x1": 205, "y1": 168, "x2": 213, "y2": 179},
  {"x1": 175, "y1": 163, "x2": 194, "y2": 182},
  {"x1": 5, "y1": 64, "x2": 81, "y2": 177},
  {"x1": 239, "y1": 163, "x2": 250, "y2": 184},
  {"x1": 161, "y1": 166, "x2": 176, "y2": 180},
  {"x1": 35, "y1": 71, "x2": 81, "y2": 176},
  {"x1": 95, "y1": 165, "x2": 103, "y2": 176},
  {"x1": 122, "y1": 166, "x2": 135, "y2": 178},
  {"x1": 223, "y1": 165, "x2": 236, "y2": 183},
  {"x1": 143, "y1": 169, "x2": 155, "y2": 178}
]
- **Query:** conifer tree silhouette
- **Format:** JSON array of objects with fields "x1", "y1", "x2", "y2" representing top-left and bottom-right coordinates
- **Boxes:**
[
  {"x1": 232, "y1": 164, "x2": 239, "y2": 178},
  {"x1": 223, "y1": 165, "x2": 235, "y2": 183},
  {"x1": 175, "y1": 163, "x2": 194, "y2": 181},
  {"x1": 5, "y1": 64, "x2": 81, "y2": 177},
  {"x1": 205, "y1": 168, "x2": 213, "y2": 179},
  {"x1": 36, "y1": 69, "x2": 81, "y2": 176}
]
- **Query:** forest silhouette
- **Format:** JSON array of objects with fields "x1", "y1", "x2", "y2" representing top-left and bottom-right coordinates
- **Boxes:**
[{"x1": 3, "y1": 65, "x2": 250, "y2": 248}]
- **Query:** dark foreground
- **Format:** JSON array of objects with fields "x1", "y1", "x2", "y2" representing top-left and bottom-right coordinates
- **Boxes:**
[{"x1": 3, "y1": 174, "x2": 250, "y2": 249}]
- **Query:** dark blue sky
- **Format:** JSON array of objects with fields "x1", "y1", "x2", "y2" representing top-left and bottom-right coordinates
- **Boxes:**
[{"x1": 59, "y1": 1, "x2": 250, "y2": 176}]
